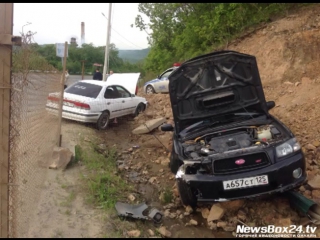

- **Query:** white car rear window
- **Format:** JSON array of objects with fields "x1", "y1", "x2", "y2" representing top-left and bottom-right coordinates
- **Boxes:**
[{"x1": 65, "y1": 82, "x2": 102, "y2": 98}]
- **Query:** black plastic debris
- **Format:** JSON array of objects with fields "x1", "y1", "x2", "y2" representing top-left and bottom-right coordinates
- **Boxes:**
[{"x1": 115, "y1": 202, "x2": 163, "y2": 224}]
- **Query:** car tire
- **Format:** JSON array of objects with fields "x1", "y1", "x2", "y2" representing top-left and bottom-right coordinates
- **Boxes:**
[
  {"x1": 96, "y1": 111, "x2": 110, "y2": 130},
  {"x1": 170, "y1": 145, "x2": 183, "y2": 174},
  {"x1": 146, "y1": 85, "x2": 155, "y2": 94},
  {"x1": 134, "y1": 103, "x2": 145, "y2": 117},
  {"x1": 177, "y1": 178, "x2": 197, "y2": 208}
]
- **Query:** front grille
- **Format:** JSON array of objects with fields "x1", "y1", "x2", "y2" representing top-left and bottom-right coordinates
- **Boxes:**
[{"x1": 213, "y1": 152, "x2": 270, "y2": 174}]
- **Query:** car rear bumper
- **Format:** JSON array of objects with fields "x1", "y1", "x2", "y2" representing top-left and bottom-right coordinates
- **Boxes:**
[
  {"x1": 177, "y1": 152, "x2": 306, "y2": 202},
  {"x1": 46, "y1": 106, "x2": 100, "y2": 123}
]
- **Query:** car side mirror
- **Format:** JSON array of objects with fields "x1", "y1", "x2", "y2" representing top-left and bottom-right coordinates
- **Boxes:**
[
  {"x1": 131, "y1": 94, "x2": 135, "y2": 97},
  {"x1": 157, "y1": 75, "x2": 160, "y2": 79},
  {"x1": 267, "y1": 101, "x2": 275, "y2": 110},
  {"x1": 161, "y1": 124, "x2": 174, "y2": 132}
]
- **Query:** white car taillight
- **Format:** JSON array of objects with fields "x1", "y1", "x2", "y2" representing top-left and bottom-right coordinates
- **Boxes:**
[{"x1": 47, "y1": 96, "x2": 90, "y2": 110}]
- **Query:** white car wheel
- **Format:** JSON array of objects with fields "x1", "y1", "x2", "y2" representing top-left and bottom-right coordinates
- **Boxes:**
[
  {"x1": 97, "y1": 112, "x2": 110, "y2": 130},
  {"x1": 146, "y1": 85, "x2": 155, "y2": 94}
]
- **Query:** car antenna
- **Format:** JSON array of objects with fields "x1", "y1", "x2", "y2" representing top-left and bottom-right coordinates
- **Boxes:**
[{"x1": 142, "y1": 123, "x2": 170, "y2": 153}]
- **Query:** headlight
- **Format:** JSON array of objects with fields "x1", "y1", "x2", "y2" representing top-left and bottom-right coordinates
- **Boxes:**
[{"x1": 276, "y1": 138, "x2": 301, "y2": 158}]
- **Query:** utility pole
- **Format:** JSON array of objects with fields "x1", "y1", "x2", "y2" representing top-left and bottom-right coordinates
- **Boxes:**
[
  {"x1": 81, "y1": 60, "x2": 86, "y2": 80},
  {"x1": 102, "y1": 3, "x2": 112, "y2": 82}
]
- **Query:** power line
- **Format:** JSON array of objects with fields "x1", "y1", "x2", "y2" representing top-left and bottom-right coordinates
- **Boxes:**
[{"x1": 101, "y1": 7, "x2": 145, "y2": 49}]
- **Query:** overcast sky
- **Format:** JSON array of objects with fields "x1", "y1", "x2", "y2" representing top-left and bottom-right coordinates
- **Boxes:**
[{"x1": 13, "y1": 3, "x2": 150, "y2": 50}]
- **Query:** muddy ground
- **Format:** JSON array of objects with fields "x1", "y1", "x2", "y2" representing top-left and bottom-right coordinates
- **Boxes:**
[{"x1": 27, "y1": 4, "x2": 320, "y2": 238}]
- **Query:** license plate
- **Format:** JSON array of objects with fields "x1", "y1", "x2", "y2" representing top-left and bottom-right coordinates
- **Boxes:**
[{"x1": 223, "y1": 175, "x2": 269, "y2": 190}]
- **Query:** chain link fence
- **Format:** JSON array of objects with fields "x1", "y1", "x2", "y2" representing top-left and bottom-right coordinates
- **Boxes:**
[{"x1": 8, "y1": 31, "x2": 62, "y2": 237}]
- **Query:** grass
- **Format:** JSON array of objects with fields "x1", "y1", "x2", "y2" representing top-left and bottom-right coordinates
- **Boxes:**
[
  {"x1": 60, "y1": 190, "x2": 76, "y2": 207},
  {"x1": 161, "y1": 187, "x2": 173, "y2": 204},
  {"x1": 76, "y1": 139, "x2": 133, "y2": 210}
]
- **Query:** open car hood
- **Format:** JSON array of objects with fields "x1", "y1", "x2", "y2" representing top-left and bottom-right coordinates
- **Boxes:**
[
  {"x1": 107, "y1": 73, "x2": 140, "y2": 94},
  {"x1": 168, "y1": 51, "x2": 269, "y2": 133}
]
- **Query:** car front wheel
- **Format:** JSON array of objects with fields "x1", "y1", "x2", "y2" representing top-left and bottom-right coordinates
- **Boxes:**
[
  {"x1": 146, "y1": 85, "x2": 155, "y2": 94},
  {"x1": 177, "y1": 178, "x2": 197, "y2": 208},
  {"x1": 134, "y1": 103, "x2": 145, "y2": 117},
  {"x1": 96, "y1": 112, "x2": 110, "y2": 130}
]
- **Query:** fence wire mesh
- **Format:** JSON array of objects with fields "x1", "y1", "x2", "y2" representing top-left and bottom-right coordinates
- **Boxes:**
[{"x1": 8, "y1": 31, "x2": 62, "y2": 237}]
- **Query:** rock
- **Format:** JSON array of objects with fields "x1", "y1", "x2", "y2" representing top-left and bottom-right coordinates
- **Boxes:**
[
  {"x1": 149, "y1": 177, "x2": 157, "y2": 184},
  {"x1": 184, "y1": 211, "x2": 190, "y2": 216},
  {"x1": 179, "y1": 214, "x2": 184, "y2": 219},
  {"x1": 237, "y1": 210, "x2": 246, "y2": 221},
  {"x1": 207, "y1": 204, "x2": 225, "y2": 223},
  {"x1": 164, "y1": 203, "x2": 175, "y2": 209},
  {"x1": 159, "y1": 192, "x2": 166, "y2": 202},
  {"x1": 128, "y1": 148, "x2": 133, "y2": 152},
  {"x1": 305, "y1": 190, "x2": 312, "y2": 197},
  {"x1": 164, "y1": 209, "x2": 171, "y2": 217},
  {"x1": 201, "y1": 208, "x2": 210, "y2": 219},
  {"x1": 127, "y1": 230, "x2": 141, "y2": 237},
  {"x1": 157, "y1": 226, "x2": 171, "y2": 238},
  {"x1": 160, "y1": 157, "x2": 170, "y2": 166},
  {"x1": 49, "y1": 147, "x2": 73, "y2": 170},
  {"x1": 98, "y1": 144, "x2": 107, "y2": 150},
  {"x1": 308, "y1": 175, "x2": 320, "y2": 190},
  {"x1": 159, "y1": 169, "x2": 164, "y2": 173},
  {"x1": 313, "y1": 141, "x2": 320, "y2": 147},
  {"x1": 208, "y1": 222, "x2": 217, "y2": 230},
  {"x1": 284, "y1": 81, "x2": 294, "y2": 85},
  {"x1": 169, "y1": 213, "x2": 177, "y2": 219},
  {"x1": 223, "y1": 226, "x2": 236, "y2": 232},
  {"x1": 176, "y1": 210, "x2": 181, "y2": 215},
  {"x1": 248, "y1": 222, "x2": 256, "y2": 227},
  {"x1": 276, "y1": 218, "x2": 292, "y2": 228},
  {"x1": 217, "y1": 221, "x2": 227, "y2": 228},
  {"x1": 299, "y1": 186, "x2": 306, "y2": 192},
  {"x1": 172, "y1": 188, "x2": 179, "y2": 197},
  {"x1": 148, "y1": 229, "x2": 155, "y2": 236},
  {"x1": 306, "y1": 144, "x2": 316, "y2": 151},
  {"x1": 189, "y1": 219, "x2": 198, "y2": 226},
  {"x1": 132, "y1": 117, "x2": 166, "y2": 134},
  {"x1": 128, "y1": 194, "x2": 136, "y2": 202},
  {"x1": 312, "y1": 190, "x2": 320, "y2": 201},
  {"x1": 220, "y1": 200, "x2": 244, "y2": 211},
  {"x1": 185, "y1": 205, "x2": 193, "y2": 214},
  {"x1": 295, "y1": 82, "x2": 301, "y2": 87}
]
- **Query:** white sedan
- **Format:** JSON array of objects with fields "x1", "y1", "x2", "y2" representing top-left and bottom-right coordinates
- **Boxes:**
[{"x1": 46, "y1": 73, "x2": 148, "y2": 130}]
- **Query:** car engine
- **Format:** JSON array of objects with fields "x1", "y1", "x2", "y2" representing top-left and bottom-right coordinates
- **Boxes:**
[{"x1": 182, "y1": 124, "x2": 283, "y2": 160}]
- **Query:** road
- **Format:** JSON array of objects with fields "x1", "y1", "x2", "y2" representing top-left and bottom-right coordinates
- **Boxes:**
[{"x1": 66, "y1": 74, "x2": 92, "y2": 87}]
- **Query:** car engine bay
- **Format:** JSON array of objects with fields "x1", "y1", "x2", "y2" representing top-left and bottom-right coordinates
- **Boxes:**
[{"x1": 182, "y1": 124, "x2": 285, "y2": 161}]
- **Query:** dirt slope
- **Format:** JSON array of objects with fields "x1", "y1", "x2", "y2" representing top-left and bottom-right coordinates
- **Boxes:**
[{"x1": 126, "y1": 4, "x2": 320, "y2": 236}]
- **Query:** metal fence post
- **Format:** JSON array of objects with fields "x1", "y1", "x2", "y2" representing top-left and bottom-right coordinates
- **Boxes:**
[{"x1": 0, "y1": 3, "x2": 13, "y2": 238}]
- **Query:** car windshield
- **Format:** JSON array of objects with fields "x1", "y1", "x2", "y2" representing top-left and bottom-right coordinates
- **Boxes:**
[{"x1": 65, "y1": 82, "x2": 102, "y2": 98}]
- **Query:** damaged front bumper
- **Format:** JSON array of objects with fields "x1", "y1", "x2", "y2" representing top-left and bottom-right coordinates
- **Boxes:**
[{"x1": 176, "y1": 152, "x2": 306, "y2": 202}]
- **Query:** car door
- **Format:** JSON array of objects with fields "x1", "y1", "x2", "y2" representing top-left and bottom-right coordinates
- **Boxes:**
[
  {"x1": 160, "y1": 69, "x2": 173, "y2": 93},
  {"x1": 114, "y1": 85, "x2": 136, "y2": 116},
  {"x1": 154, "y1": 69, "x2": 173, "y2": 93},
  {"x1": 104, "y1": 86, "x2": 124, "y2": 118}
]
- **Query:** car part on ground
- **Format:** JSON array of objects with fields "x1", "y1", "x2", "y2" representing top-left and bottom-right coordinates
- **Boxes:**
[
  {"x1": 283, "y1": 191, "x2": 320, "y2": 225},
  {"x1": 115, "y1": 202, "x2": 163, "y2": 224},
  {"x1": 162, "y1": 50, "x2": 306, "y2": 207}
]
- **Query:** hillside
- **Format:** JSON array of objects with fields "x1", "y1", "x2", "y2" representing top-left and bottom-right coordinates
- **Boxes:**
[
  {"x1": 118, "y1": 48, "x2": 150, "y2": 63},
  {"x1": 132, "y1": 4, "x2": 320, "y2": 236}
]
